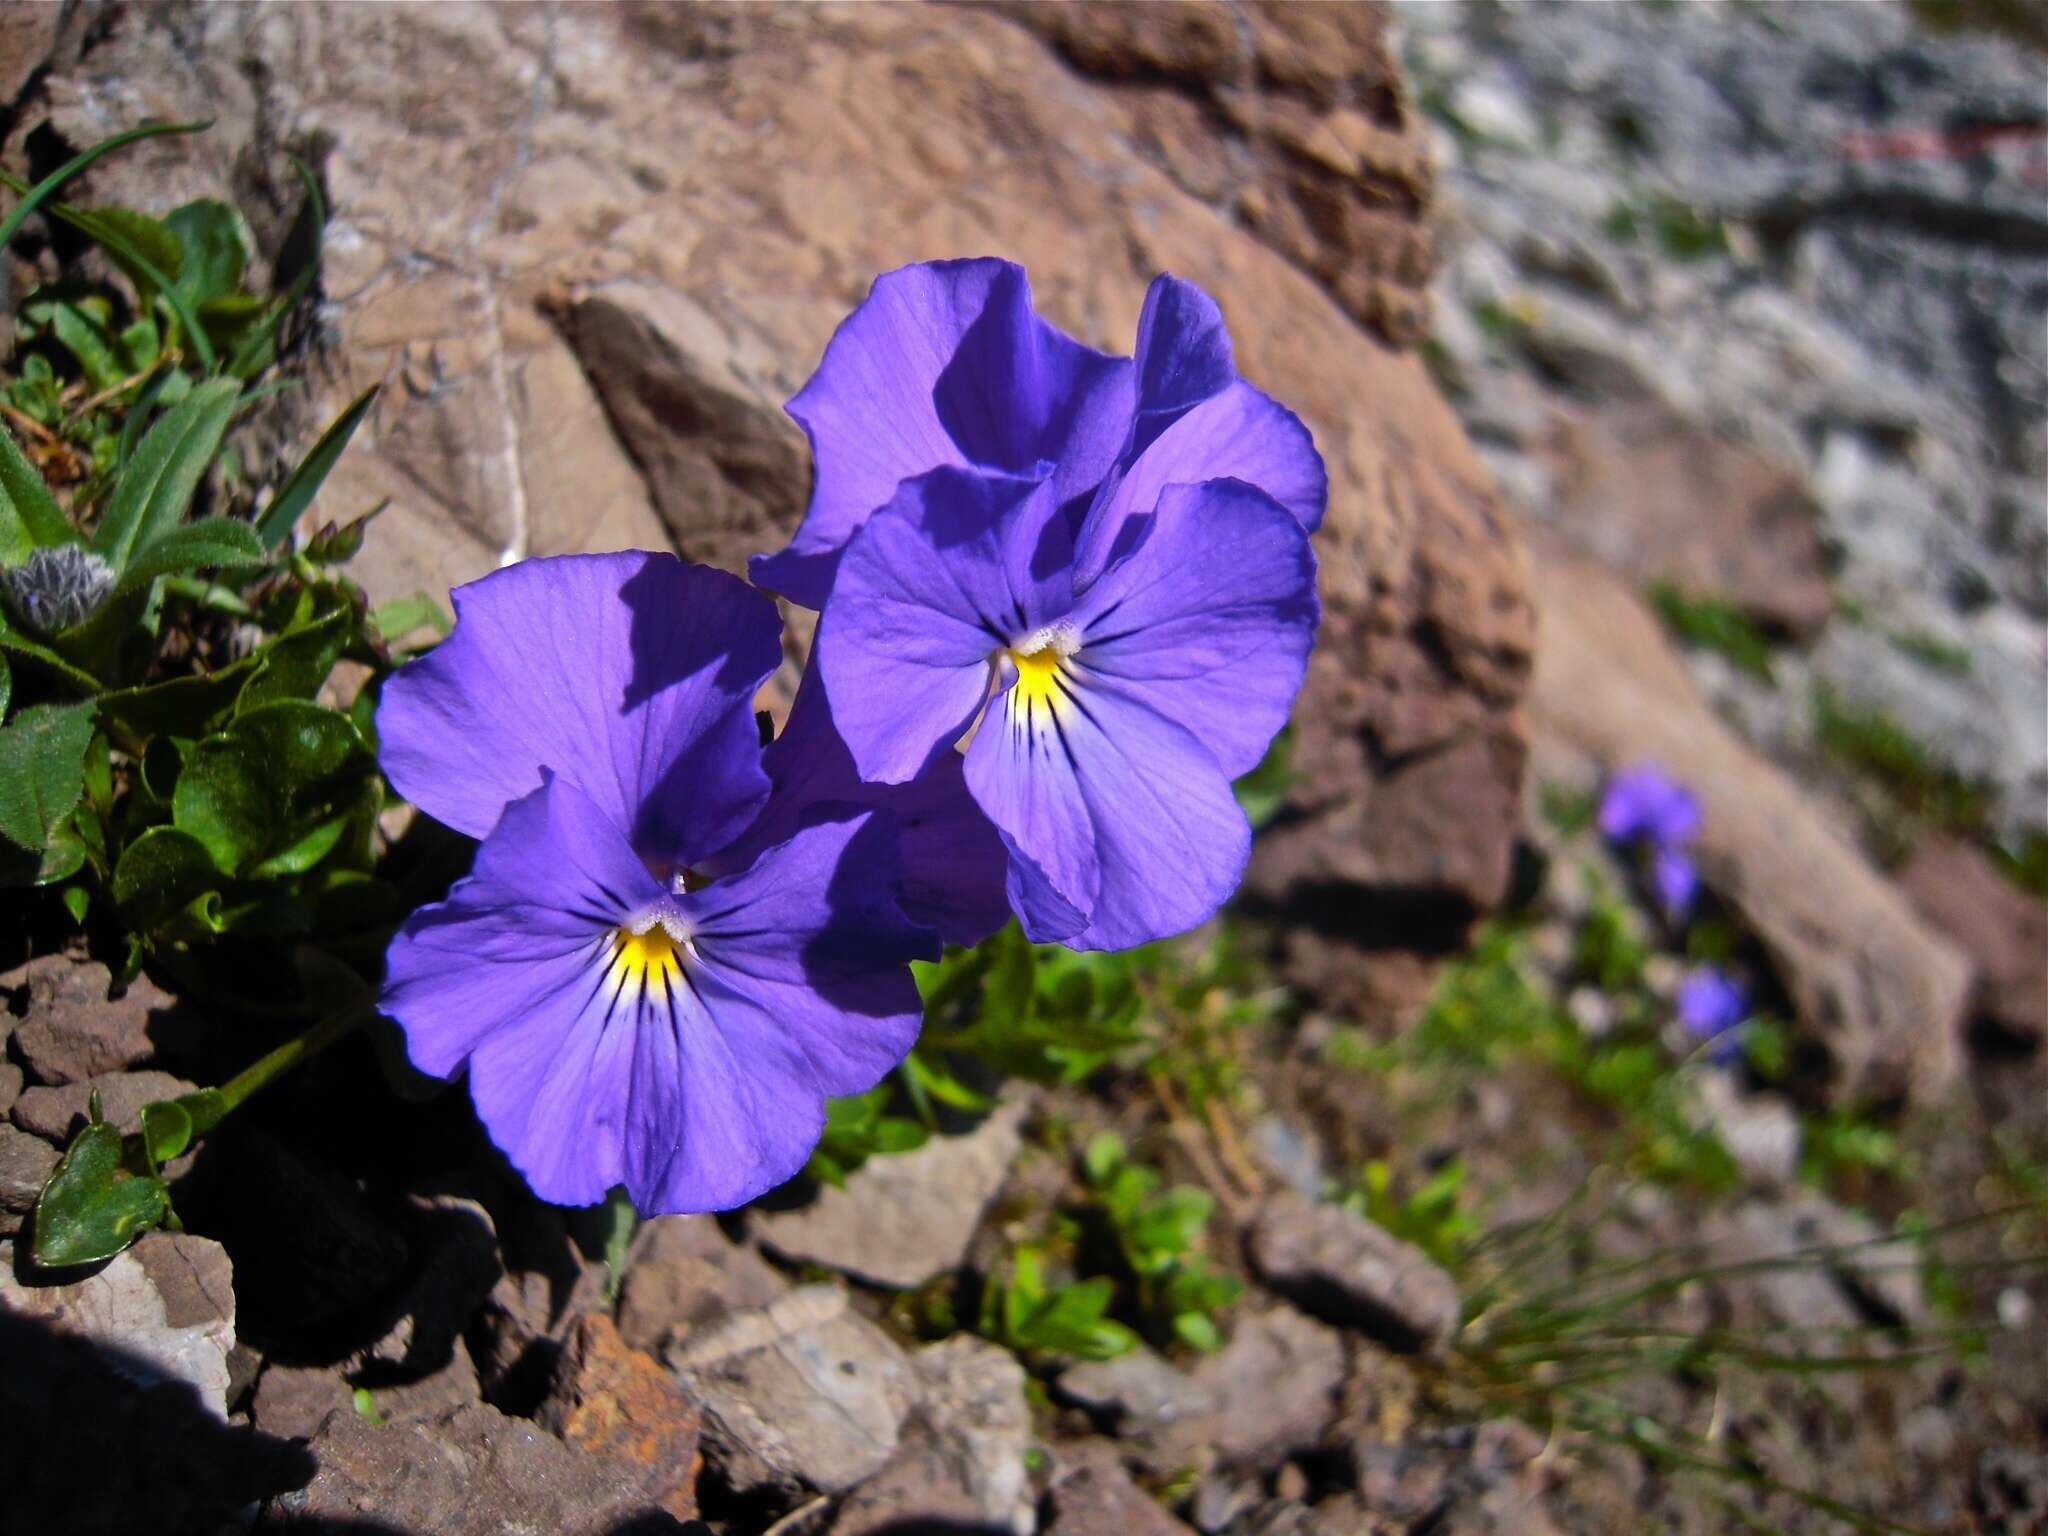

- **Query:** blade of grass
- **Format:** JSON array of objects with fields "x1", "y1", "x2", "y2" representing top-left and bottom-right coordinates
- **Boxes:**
[{"x1": 0, "y1": 120, "x2": 209, "y2": 251}]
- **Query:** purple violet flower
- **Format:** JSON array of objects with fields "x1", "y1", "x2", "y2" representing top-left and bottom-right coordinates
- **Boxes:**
[
  {"x1": 1653, "y1": 847, "x2": 1701, "y2": 922},
  {"x1": 762, "y1": 261, "x2": 1326, "y2": 951},
  {"x1": 1676, "y1": 966, "x2": 1749, "y2": 1060},
  {"x1": 751, "y1": 258, "x2": 1327, "y2": 612},
  {"x1": 1598, "y1": 762, "x2": 1702, "y2": 851},
  {"x1": 377, "y1": 552, "x2": 936, "y2": 1214}
]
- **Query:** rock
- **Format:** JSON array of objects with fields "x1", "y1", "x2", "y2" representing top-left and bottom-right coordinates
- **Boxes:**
[
  {"x1": 1046, "y1": 1446, "x2": 1197, "y2": 1536},
  {"x1": 1248, "y1": 1193, "x2": 1461, "y2": 1353},
  {"x1": 0, "y1": 1232, "x2": 237, "y2": 1415},
  {"x1": 1705, "y1": 1194, "x2": 1924, "y2": 1334},
  {"x1": 11, "y1": 1, "x2": 1531, "y2": 1013},
  {"x1": 1683, "y1": 1074, "x2": 1801, "y2": 1191},
  {"x1": 253, "y1": 1363, "x2": 354, "y2": 1442},
  {"x1": 829, "y1": 1336, "x2": 1035, "y2": 1535},
  {"x1": 365, "y1": 1335, "x2": 486, "y2": 1426},
  {"x1": 1527, "y1": 548, "x2": 1970, "y2": 1104},
  {"x1": 1178, "y1": 1305, "x2": 1347, "y2": 1468},
  {"x1": 0, "y1": 1240, "x2": 310, "y2": 1536},
  {"x1": 537, "y1": 1313, "x2": 701, "y2": 1524},
  {"x1": 1898, "y1": 833, "x2": 2048, "y2": 1047},
  {"x1": 6, "y1": 958, "x2": 180, "y2": 1085},
  {"x1": 666, "y1": 1283, "x2": 918, "y2": 1497},
  {"x1": 11, "y1": 1069, "x2": 198, "y2": 1146},
  {"x1": 757, "y1": 1097, "x2": 1026, "y2": 1290},
  {"x1": 617, "y1": 1213, "x2": 788, "y2": 1351},
  {"x1": 1975, "y1": 1446, "x2": 2048, "y2": 1536},
  {"x1": 0, "y1": 1062, "x2": 22, "y2": 1115},
  {"x1": 1536, "y1": 400, "x2": 1832, "y2": 637},
  {"x1": 469, "y1": 1243, "x2": 610, "y2": 1407},
  {"x1": 564, "y1": 281, "x2": 811, "y2": 577},
  {"x1": 358, "y1": 1195, "x2": 502, "y2": 1379},
  {"x1": 271, "y1": 1401, "x2": 689, "y2": 1535},
  {"x1": 0, "y1": 1122, "x2": 57, "y2": 1229},
  {"x1": 1246, "y1": 1115, "x2": 1328, "y2": 1203},
  {"x1": 1056, "y1": 1346, "x2": 1216, "y2": 1439}
]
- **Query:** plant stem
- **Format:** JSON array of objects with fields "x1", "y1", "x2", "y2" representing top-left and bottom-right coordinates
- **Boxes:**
[{"x1": 215, "y1": 1000, "x2": 373, "y2": 1116}]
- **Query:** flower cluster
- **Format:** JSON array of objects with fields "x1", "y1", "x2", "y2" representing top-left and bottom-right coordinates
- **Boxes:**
[
  {"x1": 1598, "y1": 761, "x2": 1702, "y2": 920},
  {"x1": 378, "y1": 261, "x2": 1324, "y2": 1213}
]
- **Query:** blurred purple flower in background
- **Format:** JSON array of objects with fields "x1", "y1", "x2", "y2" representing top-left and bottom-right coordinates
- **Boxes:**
[
  {"x1": 1599, "y1": 761, "x2": 1703, "y2": 920},
  {"x1": 1676, "y1": 965, "x2": 1749, "y2": 1060},
  {"x1": 378, "y1": 553, "x2": 935, "y2": 1214}
]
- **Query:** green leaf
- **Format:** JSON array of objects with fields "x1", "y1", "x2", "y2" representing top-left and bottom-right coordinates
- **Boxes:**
[
  {"x1": 139, "y1": 1099, "x2": 193, "y2": 1167},
  {"x1": 95, "y1": 659, "x2": 258, "y2": 743},
  {"x1": 0, "y1": 701, "x2": 95, "y2": 851},
  {"x1": 0, "y1": 613, "x2": 101, "y2": 695},
  {"x1": 45, "y1": 300, "x2": 126, "y2": 393},
  {"x1": 172, "y1": 700, "x2": 367, "y2": 877},
  {"x1": 237, "y1": 599, "x2": 352, "y2": 711},
  {"x1": 112, "y1": 825, "x2": 223, "y2": 930},
  {"x1": 0, "y1": 418, "x2": 71, "y2": 559},
  {"x1": 31, "y1": 1121, "x2": 171, "y2": 1267},
  {"x1": 91, "y1": 377, "x2": 241, "y2": 574},
  {"x1": 60, "y1": 883, "x2": 88, "y2": 924},
  {"x1": 1172, "y1": 1311, "x2": 1223, "y2": 1353},
  {"x1": 1083, "y1": 1131, "x2": 1126, "y2": 1185},
  {"x1": 165, "y1": 199, "x2": 248, "y2": 308},
  {"x1": 0, "y1": 120, "x2": 210, "y2": 253},
  {"x1": 229, "y1": 152, "x2": 327, "y2": 381},
  {"x1": 369, "y1": 589, "x2": 452, "y2": 649},
  {"x1": 0, "y1": 652, "x2": 9, "y2": 718},
  {"x1": 255, "y1": 386, "x2": 379, "y2": 550},
  {"x1": 116, "y1": 517, "x2": 264, "y2": 592}
]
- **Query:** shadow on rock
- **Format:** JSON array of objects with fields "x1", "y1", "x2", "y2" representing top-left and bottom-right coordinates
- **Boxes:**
[{"x1": 0, "y1": 1306, "x2": 312, "y2": 1535}]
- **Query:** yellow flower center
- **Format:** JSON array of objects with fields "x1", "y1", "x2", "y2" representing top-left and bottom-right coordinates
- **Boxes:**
[
  {"x1": 1002, "y1": 623, "x2": 1082, "y2": 732},
  {"x1": 608, "y1": 924, "x2": 683, "y2": 999}
]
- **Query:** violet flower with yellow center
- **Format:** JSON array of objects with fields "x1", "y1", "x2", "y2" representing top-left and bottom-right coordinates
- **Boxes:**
[{"x1": 377, "y1": 552, "x2": 935, "y2": 1214}]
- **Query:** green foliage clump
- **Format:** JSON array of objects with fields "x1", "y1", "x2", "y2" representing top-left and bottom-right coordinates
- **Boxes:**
[
  {"x1": 978, "y1": 1241, "x2": 1138, "y2": 1362},
  {"x1": 1600, "y1": 194, "x2": 1733, "y2": 263},
  {"x1": 1081, "y1": 1132, "x2": 1241, "y2": 1353},
  {"x1": 1346, "y1": 1157, "x2": 1477, "y2": 1272},
  {"x1": 1645, "y1": 580, "x2": 1777, "y2": 682},
  {"x1": 1885, "y1": 627, "x2": 1973, "y2": 675},
  {"x1": 2, "y1": 125, "x2": 429, "y2": 1265}
]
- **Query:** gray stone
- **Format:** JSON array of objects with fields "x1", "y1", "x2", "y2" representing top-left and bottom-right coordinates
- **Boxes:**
[
  {"x1": 0, "y1": 1232, "x2": 236, "y2": 1416},
  {"x1": 271, "y1": 1402, "x2": 688, "y2": 1535},
  {"x1": 666, "y1": 1283, "x2": 918, "y2": 1496},
  {"x1": 616, "y1": 1212, "x2": 788, "y2": 1351},
  {"x1": 1057, "y1": 1346, "x2": 1216, "y2": 1438},
  {"x1": 1172, "y1": 1305, "x2": 1346, "y2": 1469},
  {"x1": 7, "y1": 958, "x2": 183, "y2": 1085},
  {"x1": 1047, "y1": 1447, "x2": 1197, "y2": 1536},
  {"x1": 757, "y1": 1097, "x2": 1027, "y2": 1290},
  {"x1": 1683, "y1": 1073, "x2": 1800, "y2": 1191},
  {"x1": 0, "y1": 1062, "x2": 22, "y2": 1116},
  {"x1": 0, "y1": 1122, "x2": 57, "y2": 1219},
  {"x1": 11, "y1": 1070, "x2": 198, "y2": 1146},
  {"x1": 833, "y1": 1337, "x2": 1035, "y2": 1535},
  {"x1": 1248, "y1": 1193, "x2": 1461, "y2": 1353},
  {"x1": 252, "y1": 1363, "x2": 353, "y2": 1441}
]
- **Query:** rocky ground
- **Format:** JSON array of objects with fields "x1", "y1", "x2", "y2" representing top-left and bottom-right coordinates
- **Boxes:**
[{"x1": 1, "y1": 4, "x2": 2043, "y2": 1535}]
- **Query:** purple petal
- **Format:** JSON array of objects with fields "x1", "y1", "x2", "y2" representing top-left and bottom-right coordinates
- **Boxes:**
[
  {"x1": 754, "y1": 259, "x2": 1132, "y2": 609},
  {"x1": 683, "y1": 811, "x2": 932, "y2": 1096},
  {"x1": 381, "y1": 776, "x2": 673, "y2": 1205},
  {"x1": 817, "y1": 469, "x2": 1071, "y2": 783},
  {"x1": 1070, "y1": 480, "x2": 1318, "y2": 779},
  {"x1": 964, "y1": 665, "x2": 1250, "y2": 949},
  {"x1": 1654, "y1": 847, "x2": 1701, "y2": 921},
  {"x1": 740, "y1": 655, "x2": 1011, "y2": 946},
  {"x1": 378, "y1": 552, "x2": 779, "y2": 862},
  {"x1": 1598, "y1": 763, "x2": 1701, "y2": 851},
  {"x1": 1676, "y1": 966, "x2": 1748, "y2": 1042}
]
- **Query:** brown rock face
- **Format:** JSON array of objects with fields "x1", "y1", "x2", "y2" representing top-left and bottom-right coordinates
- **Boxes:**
[
  {"x1": 1898, "y1": 834, "x2": 2048, "y2": 1049},
  {"x1": 1528, "y1": 548, "x2": 1969, "y2": 1105},
  {"x1": 1537, "y1": 400, "x2": 1834, "y2": 638},
  {"x1": 537, "y1": 1314, "x2": 701, "y2": 1524},
  {"x1": 12, "y1": 2, "x2": 1531, "y2": 1006}
]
